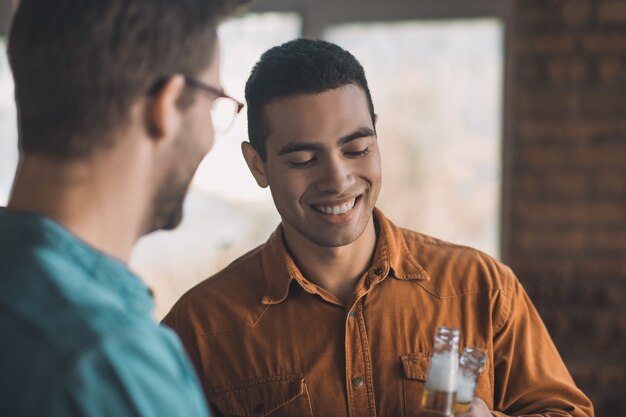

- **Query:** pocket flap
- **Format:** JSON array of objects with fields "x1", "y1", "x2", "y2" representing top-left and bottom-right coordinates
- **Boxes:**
[
  {"x1": 401, "y1": 352, "x2": 430, "y2": 381},
  {"x1": 214, "y1": 377, "x2": 306, "y2": 417}
]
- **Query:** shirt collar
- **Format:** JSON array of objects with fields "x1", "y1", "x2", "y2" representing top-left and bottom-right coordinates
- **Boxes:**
[
  {"x1": 370, "y1": 207, "x2": 430, "y2": 283},
  {"x1": 260, "y1": 208, "x2": 429, "y2": 305}
]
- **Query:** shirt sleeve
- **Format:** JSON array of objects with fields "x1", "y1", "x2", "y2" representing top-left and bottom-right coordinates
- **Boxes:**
[
  {"x1": 491, "y1": 270, "x2": 594, "y2": 417},
  {"x1": 43, "y1": 326, "x2": 211, "y2": 417}
]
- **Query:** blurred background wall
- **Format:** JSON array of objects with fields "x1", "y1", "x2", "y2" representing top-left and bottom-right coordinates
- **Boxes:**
[
  {"x1": 0, "y1": 0, "x2": 624, "y2": 414},
  {"x1": 506, "y1": 2, "x2": 626, "y2": 414}
]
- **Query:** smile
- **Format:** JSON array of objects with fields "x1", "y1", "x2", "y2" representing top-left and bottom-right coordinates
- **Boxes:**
[{"x1": 312, "y1": 197, "x2": 357, "y2": 215}]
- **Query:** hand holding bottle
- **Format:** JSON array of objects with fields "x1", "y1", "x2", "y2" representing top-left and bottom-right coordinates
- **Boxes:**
[{"x1": 453, "y1": 397, "x2": 492, "y2": 417}]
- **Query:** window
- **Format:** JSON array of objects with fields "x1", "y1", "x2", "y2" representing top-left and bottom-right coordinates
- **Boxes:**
[
  {"x1": 0, "y1": 14, "x2": 505, "y2": 317},
  {"x1": 0, "y1": 38, "x2": 18, "y2": 205}
]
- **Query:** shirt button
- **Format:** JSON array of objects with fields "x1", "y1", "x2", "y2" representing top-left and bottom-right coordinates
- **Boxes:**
[
  {"x1": 347, "y1": 310, "x2": 356, "y2": 319},
  {"x1": 352, "y1": 375, "x2": 365, "y2": 388}
]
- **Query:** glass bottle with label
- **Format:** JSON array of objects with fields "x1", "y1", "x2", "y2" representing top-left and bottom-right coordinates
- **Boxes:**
[
  {"x1": 419, "y1": 327, "x2": 461, "y2": 417},
  {"x1": 454, "y1": 347, "x2": 487, "y2": 413}
]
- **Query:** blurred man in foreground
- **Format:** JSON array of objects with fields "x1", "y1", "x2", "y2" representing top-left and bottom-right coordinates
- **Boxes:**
[
  {"x1": 0, "y1": 1, "x2": 246, "y2": 416},
  {"x1": 164, "y1": 39, "x2": 594, "y2": 417}
]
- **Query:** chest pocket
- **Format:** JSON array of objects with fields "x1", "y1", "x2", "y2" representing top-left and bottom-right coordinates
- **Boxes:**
[
  {"x1": 213, "y1": 377, "x2": 313, "y2": 417},
  {"x1": 401, "y1": 353, "x2": 429, "y2": 417}
]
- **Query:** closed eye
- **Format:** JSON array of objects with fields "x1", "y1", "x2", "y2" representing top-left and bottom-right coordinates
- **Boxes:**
[
  {"x1": 345, "y1": 147, "x2": 370, "y2": 158},
  {"x1": 288, "y1": 157, "x2": 317, "y2": 168}
]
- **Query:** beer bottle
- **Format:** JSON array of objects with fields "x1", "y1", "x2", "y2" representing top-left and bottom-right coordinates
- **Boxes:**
[
  {"x1": 454, "y1": 347, "x2": 487, "y2": 413},
  {"x1": 419, "y1": 327, "x2": 461, "y2": 417}
]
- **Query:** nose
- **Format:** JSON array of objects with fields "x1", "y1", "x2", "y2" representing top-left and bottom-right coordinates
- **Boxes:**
[{"x1": 315, "y1": 155, "x2": 355, "y2": 194}]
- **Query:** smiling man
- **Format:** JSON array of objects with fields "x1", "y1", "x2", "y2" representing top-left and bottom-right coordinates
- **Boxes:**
[{"x1": 163, "y1": 39, "x2": 594, "y2": 417}]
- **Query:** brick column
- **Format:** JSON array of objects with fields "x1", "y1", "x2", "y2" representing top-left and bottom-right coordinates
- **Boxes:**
[{"x1": 507, "y1": 1, "x2": 626, "y2": 414}]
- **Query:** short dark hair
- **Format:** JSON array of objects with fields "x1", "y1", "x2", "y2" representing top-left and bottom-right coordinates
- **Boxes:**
[
  {"x1": 8, "y1": 0, "x2": 248, "y2": 159},
  {"x1": 245, "y1": 38, "x2": 375, "y2": 160}
]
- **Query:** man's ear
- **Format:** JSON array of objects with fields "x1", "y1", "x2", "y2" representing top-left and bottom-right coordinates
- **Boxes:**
[
  {"x1": 145, "y1": 75, "x2": 186, "y2": 141},
  {"x1": 241, "y1": 142, "x2": 268, "y2": 188}
]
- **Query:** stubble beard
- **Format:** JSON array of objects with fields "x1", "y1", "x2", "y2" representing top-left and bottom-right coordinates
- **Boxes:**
[
  {"x1": 150, "y1": 176, "x2": 189, "y2": 232},
  {"x1": 146, "y1": 125, "x2": 202, "y2": 234}
]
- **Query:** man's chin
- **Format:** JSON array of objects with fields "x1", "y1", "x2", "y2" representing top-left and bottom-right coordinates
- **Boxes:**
[
  {"x1": 305, "y1": 226, "x2": 366, "y2": 248},
  {"x1": 161, "y1": 208, "x2": 184, "y2": 231},
  {"x1": 161, "y1": 215, "x2": 183, "y2": 231},
  {"x1": 145, "y1": 208, "x2": 184, "y2": 235}
]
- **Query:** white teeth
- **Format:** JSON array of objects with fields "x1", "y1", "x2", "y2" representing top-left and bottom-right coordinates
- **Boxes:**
[{"x1": 315, "y1": 198, "x2": 356, "y2": 215}]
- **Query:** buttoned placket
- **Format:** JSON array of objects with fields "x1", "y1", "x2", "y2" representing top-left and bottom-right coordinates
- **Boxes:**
[{"x1": 344, "y1": 267, "x2": 385, "y2": 417}]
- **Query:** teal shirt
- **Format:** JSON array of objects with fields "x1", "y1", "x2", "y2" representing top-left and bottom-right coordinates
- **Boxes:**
[{"x1": 0, "y1": 208, "x2": 210, "y2": 417}]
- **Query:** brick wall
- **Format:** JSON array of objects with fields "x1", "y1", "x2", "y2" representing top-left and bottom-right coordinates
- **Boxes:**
[{"x1": 507, "y1": 1, "x2": 626, "y2": 414}]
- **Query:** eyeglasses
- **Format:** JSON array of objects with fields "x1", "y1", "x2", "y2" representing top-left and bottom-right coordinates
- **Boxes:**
[{"x1": 183, "y1": 76, "x2": 244, "y2": 135}]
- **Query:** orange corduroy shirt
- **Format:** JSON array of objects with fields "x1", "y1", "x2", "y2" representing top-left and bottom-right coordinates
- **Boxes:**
[{"x1": 163, "y1": 209, "x2": 594, "y2": 417}]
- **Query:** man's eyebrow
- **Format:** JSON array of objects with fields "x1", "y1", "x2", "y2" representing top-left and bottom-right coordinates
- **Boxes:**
[
  {"x1": 277, "y1": 127, "x2": 376, "y2": 156},
  {"x1": 277, "y1": 142, "x2": 324, "y2": 156},
  {"x1": 337, "y1": 127, "x2": 376, "y2": 146}
]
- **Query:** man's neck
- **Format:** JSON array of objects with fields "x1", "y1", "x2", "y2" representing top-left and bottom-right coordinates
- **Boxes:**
[
  {"x1": 283, "y1": 216, "x2": 378, "y2": 306},
  {"x1": 7, "y1": 152, "x2": 150, "y2": 263}
]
